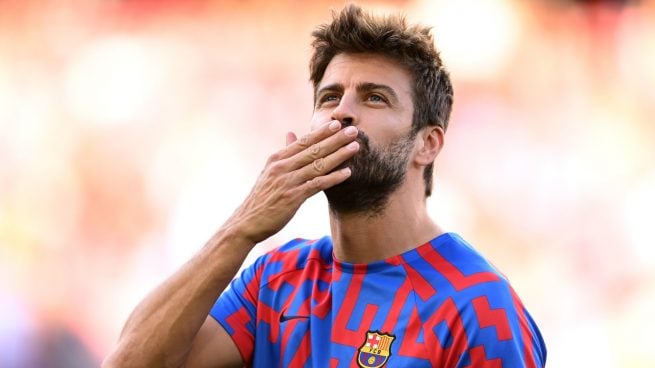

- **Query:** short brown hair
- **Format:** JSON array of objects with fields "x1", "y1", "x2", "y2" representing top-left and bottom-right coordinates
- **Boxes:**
[{"x1": 309, "y1": 4, "x2": 453, "y2": 197}]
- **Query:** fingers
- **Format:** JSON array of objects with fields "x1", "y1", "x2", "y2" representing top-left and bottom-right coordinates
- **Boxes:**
[
  {"x1": 277, "y1": 120, "x2": 345, "y2": 160},
  {"x1": 292, "y1": 140, "x2": 359, "y2": 184},
  {"x1": 297, "y1": 167, "x2": 352, "y2": 197},
  {"x1": 265, "y1": 119, "x2": 360, "y2": 199},
  {"x1": 286, "y1": 124, "x2": 359, "y2": 172}
]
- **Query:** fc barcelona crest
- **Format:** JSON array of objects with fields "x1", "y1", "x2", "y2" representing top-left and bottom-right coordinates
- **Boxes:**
[{"x1": 357, "y1": 330, "x2": 396, "y2": 368}]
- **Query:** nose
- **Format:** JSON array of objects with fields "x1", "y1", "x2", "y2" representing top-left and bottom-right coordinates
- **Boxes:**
[{"x1": 331, "y1": 95, "x2": 356, "y2": 127}]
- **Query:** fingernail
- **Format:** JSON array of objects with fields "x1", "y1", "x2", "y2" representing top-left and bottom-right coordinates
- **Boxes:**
[
  {"x1": 345, "y1": 126, "x2": 357, "y2": 136},
  {"x1": 347, "y1": 141, "x2": 359, "y2": 151},
  {"x1": 329, "y1": 121, "x2": 341, "y2": 131},
  {"x1": 342, "y1": 167, "x2": 351, "y2": 176}
]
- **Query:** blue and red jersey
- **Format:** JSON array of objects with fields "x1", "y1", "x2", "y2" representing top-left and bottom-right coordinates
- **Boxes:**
[{"x1": 210, "y1": 233, "x2": 546, "y2": 367}]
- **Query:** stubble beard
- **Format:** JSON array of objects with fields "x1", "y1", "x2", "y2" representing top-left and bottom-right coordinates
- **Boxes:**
[{"x1": 324, "y1": 130, "x2": 416, "y2": 217}]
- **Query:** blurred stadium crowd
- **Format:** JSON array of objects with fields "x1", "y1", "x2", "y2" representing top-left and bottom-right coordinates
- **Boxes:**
[{"x1": 0, "y1": 0, "x2": 654, "y2": 366}]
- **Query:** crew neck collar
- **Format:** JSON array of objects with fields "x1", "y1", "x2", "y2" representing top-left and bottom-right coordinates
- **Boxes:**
[{"x1": 332, "y1": 232, "x2": 459, "y2": 274}]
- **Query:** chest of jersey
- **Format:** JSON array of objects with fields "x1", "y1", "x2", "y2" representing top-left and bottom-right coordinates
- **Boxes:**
[{"x1": 253, "y1": 258, "x2": 442, "y2": 367}]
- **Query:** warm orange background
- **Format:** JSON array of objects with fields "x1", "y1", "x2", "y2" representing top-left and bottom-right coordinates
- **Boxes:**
[{"x1": 1, "y1": 0, "x2": 654, "y2": 366}]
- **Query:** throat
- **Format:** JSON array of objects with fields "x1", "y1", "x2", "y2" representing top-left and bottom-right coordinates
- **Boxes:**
[{"x1": 329, "y1": 209, "x2": 442, "y2": 264}]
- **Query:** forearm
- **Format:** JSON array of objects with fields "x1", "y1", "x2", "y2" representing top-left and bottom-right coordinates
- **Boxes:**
[{"x1": 103, "y1": 226, "x2": 254, "y2": 367}]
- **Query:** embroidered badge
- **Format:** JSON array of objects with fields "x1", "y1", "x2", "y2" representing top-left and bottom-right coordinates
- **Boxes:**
[{"x1": 357, "y1": 330, "x2": 395, "y2": 368}]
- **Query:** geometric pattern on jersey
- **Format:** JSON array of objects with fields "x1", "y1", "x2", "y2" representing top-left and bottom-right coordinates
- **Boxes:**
[{"x1": 210, "y1": 233, "x2": 547, "y2": 367}]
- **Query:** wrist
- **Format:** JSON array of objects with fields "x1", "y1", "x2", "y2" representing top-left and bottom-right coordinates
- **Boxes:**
[{"x1": 208, "y1": 220, "x2": 258, "y2": 255}]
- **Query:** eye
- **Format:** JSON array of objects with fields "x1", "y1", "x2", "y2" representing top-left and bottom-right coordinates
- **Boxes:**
[
  {"x1": 367, "y1": 94, "x2": 386, "y2": 103},
  {"x1": 317, "y1": 93, "x2": 340, "y2": 107}
]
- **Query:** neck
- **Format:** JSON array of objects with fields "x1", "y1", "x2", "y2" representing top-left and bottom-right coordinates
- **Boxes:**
[{"x1": 328, "y1": 183, "x2": 443, "y2": 264}]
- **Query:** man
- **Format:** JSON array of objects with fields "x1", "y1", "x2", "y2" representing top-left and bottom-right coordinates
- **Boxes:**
[{"x1": 104, "y1": 4, "x2": 546, "y2": 368}]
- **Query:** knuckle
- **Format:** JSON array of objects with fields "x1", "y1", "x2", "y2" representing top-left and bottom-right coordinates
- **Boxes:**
[
  {"x1": 298, "y1": 134, "x2": 310, "y2": 147},
  {"x1": 279, "y1": 188, "x2": 294, "y2": 201},
  {"x1": 308, "y1": 177, "x2": 322, "y2": 189},
  {"x1": 267, "y1": 152, "x2": 280, "y2": 164},
  {"x1": 309, "y1": 143, "x2": 321, "y2": 156},
  {"x1": 312, "y1": 158, "x2": 325, "y2": 172},
  {"x1": 267, "y1": 161, "x2": 284, "y2": 175}
]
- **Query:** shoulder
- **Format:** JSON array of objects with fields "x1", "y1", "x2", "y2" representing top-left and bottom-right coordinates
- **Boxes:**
[
  {"x1": 405, "y1": 233, "x2": 506, "y2": 293},
  {"x1": 250, "y1": 236, "x2": 334, "y2": 286},
  {"x1": 411, "y1": 233, "x2": 547, "y2": 367},
  {"x1": 414, "y1": 233, "x2": 529, "y2": 319},
  {"x1": 430, "y1": 233, "x2": 502, "y2": 275},
  {"x1": 270, "y1": 236, "x2": 333, "y2": 259}
]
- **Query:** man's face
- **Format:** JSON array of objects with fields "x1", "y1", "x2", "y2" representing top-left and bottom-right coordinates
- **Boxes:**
[{"x1": 311, "y1": 53, "x2": 416, "y2": 215}]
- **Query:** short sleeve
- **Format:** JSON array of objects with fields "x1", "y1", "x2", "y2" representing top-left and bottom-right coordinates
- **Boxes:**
[
  {"x1": 456, "y1": 284, "x2": 547, "y2": 368},
  {"x1": 209, "y1": 254, "x2": 267, "y2": 365}
]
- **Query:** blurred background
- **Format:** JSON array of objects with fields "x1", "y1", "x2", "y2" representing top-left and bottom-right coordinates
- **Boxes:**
[{"x1": 1, "y1": 0, "x2": 654, "y2": 366}]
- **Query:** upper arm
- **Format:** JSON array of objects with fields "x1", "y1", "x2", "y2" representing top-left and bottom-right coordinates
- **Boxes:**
[{"x1": 185, "y1": 316, "x2": 243, "y2": 368}]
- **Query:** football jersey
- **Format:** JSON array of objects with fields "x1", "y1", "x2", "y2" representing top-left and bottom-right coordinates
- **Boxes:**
[{"x1": 210, "y1": 233, "x2": 546, "y2": 367}]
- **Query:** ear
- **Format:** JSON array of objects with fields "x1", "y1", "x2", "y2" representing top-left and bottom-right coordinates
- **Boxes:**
[{"x1": 413, "y1": 126, "x2": 444, "y2": 166}]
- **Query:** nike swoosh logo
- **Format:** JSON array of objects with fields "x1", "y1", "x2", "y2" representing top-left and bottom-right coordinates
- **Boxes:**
[{"x1": 279, "y1": 314, "x2": 310, "y2": 323}]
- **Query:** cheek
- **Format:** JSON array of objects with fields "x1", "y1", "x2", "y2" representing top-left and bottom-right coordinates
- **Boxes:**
[
  {"x1": 365, "y1": 114, "x2": 405, "y2": 143},
  {"x1": 309, "y1": 112, "x2": 329, "y2": 132}
]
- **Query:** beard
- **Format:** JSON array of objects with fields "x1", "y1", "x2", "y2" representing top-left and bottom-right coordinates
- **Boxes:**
[{"x1": 324, "y1": 130, "x2": 415, "y2": 216}]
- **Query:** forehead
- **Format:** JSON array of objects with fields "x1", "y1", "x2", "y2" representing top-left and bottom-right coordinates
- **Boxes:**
[{"x1": 318, "y1": 53, "x2": 413, "y2": 96}]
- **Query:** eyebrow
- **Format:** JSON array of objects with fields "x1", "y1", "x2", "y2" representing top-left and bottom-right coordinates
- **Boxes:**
[
  {"x1": 315, "y1": 83, "x2": 344, "y2": 102},
  {"x1": 315, "y1": 82, "x2": 400, "y2": 104},
  {"x1": 357, "y1": 82, "x2": 399, "y2": 103}
]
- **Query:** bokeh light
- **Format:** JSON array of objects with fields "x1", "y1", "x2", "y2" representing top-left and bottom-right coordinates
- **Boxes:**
[
  {"x1": 1, "y1": 0, "x2": 654, "y2": 366},
  {"x1": 412, "y1": 0, "x2": 523, "y2": 81}
]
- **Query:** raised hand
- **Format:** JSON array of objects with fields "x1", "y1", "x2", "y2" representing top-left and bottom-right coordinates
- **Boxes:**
[{"x1": 226, "y1": 120, "x2": 360, "y2": 244}]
